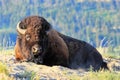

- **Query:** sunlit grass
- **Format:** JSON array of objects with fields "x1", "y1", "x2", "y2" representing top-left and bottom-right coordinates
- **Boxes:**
[
  {"x1": 0, "y1": 62, "x2": 14, "y2": 80},
  {"x1": 97, "y1": 47, "x2": 120, "y2": 59},
  {"x1": 80, "y1": 71, "x2": 120, "y2": 80},
  {"x1": 64, "y1": 69, "x2": 120, "y2": 80},
  {"x1": 0, "y1": 73, "x2": 14, "y2": 80},
  {"x1": 0, "y1": 62, "x2": 8, "y2": 74},
  {"x1": 0, "y1": 49, "x2": 14, "y2": 80},
  {"x1": 0, "y1": 49, "x2": 14, "y2": 55}
]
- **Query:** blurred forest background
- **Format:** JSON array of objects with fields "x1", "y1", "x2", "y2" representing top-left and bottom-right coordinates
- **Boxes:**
[{"x1": 0, "y1": 0, "x2": 120, "y2": 55}]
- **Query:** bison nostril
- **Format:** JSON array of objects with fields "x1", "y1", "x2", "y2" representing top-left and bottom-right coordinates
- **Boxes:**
[
  {"x1": 32, "y1": 47, "x2": 42, "y2": 53},
  {"x1": 32, "y1": 47, "x2": 38, "y2": 52}
]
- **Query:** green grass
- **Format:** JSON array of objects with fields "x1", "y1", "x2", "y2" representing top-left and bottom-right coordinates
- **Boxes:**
[
  {"x1": 0, "y1": 62, "x2": 8, "y2": 74},
  {"x1": 0, "y1": 49, "x2": 14, "y2": 80},
  {"x1": 63, "y1": 69, "x2": 120, "y2": 80},
  {"x1": 80, "y1": 71, "x2": 120, "y2": 80},
  {"x1": 0, "y1": 49, "x2": 14, "y2": 55},
  {"x1": 97, "y1": 47, "x2": 120, "y2": 59},
  {"x1": 0, "y1": 62, "x2": 14, "y2": 80}
]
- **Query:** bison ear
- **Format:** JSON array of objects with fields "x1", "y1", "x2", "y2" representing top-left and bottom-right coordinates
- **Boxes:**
[{"x1": 43, "y1": 22, "x2": 51, "y2": 32}]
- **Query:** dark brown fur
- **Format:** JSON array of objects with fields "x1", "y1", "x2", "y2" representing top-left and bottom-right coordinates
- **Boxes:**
[{"x1": 14, "y1": 16, "x2": 108, "y2": 70}]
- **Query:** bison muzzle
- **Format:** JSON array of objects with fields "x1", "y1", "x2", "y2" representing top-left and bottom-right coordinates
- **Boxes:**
[{"x1": 14, "y1": 16, "x2": 108, "y2": 70}]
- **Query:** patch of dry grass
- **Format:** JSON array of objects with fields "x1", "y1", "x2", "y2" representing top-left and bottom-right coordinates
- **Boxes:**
[
  {"x1": 0, "y1": 62, "x2": 14, "y2": 80},
  {"x1": 0, "y1": 49, "x2": 14, "y2": 55},
  {"x1": 80, "y1": 70, "x2": 120, "y2": 80},
  {"x1": 0, "y1": 62, "x2": 8, "y2": 74},
  {"x1": 63, "y1": 67, "x2": 120, "y2": 80},
  {"x1": 97, "y1": 47, "x2": 120, "y2": 59}
]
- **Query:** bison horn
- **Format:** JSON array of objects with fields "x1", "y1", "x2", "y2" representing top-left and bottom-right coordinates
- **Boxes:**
[{"x1": 17, "y1": 22, "x2": 26, "y2": 34}]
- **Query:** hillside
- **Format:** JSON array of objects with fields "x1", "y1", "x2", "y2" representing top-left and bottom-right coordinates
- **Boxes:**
[{"x1": 0, "y1": 0, "x2": 120, "y2": 49}]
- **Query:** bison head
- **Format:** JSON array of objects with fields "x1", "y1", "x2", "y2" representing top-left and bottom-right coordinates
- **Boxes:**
[{"x1": 16, "y1": 16, "x2": 51, "y2": 63}]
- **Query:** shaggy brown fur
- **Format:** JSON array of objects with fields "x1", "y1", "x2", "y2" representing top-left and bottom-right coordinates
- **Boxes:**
[{"x1": 14, "y1": 16, "x2": 108, "y2": 70}]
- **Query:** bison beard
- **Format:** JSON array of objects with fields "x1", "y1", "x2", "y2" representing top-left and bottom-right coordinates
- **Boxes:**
[{"x1": 14, "y1": 16, "x2": 108, "y2": 71}]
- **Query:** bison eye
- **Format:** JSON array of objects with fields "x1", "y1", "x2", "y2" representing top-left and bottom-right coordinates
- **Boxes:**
[{"x1": 26, "y1": 34, "x2": 31, "y2": 41}]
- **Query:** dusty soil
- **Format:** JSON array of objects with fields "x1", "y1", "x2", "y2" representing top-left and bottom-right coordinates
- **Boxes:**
[{"x1": 0, "y1": 54, "x2": 120, "y2": 80}]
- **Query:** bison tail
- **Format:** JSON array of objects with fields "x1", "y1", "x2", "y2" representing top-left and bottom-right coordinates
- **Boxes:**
[{"x1": 101, "y1": 61, "x2": 109, "y2": 70}]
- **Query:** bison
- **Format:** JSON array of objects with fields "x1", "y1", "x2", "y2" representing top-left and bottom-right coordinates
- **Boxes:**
[{"x1": 14, "y1": 16, "x2": 108, "y2": 70}]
